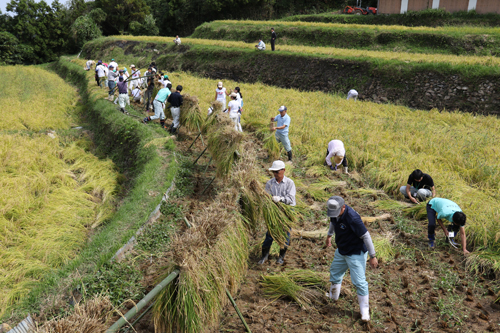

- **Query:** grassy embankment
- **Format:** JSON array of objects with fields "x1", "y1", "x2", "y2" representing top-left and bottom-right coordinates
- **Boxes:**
[
  {"x1": 127, "y1": 70, "x2": 500, "y2": 271},
  {"x1": 0, "y1": 66, "x2": 119, "y2": 317},
  {"x1": 280, "y1": 8, "x2": 500, "y2": 27},
  {"x1": 1, "y1": 59, "x2": 178, "y2": 323},
  {"x1": 192, "y1": 20, "x2": 500, "y2": 56}
]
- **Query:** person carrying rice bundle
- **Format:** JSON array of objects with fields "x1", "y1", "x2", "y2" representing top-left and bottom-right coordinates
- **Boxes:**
[
  {"x1": 258, "y1": 160, "x2": 296, "y2": 265},
  {"x1": 271, "y1": 105, "x2": 292, "y2": 161}
]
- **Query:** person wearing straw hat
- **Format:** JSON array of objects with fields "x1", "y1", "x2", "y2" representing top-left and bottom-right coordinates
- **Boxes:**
[
  {"x1": 400, "y1": 169, "x2": 436, "y2": 204},
  {"x1": 325, "y1": 195, "x2": 377, "y2": 322},
  {"x1": 258, "y1": 160, "x2": 296, "y2": 265},
  {"x1": 214, "y1": 81, "x2": 230, "y2": 110},
  {"x1": 271, "y1": 105, "x2": 292, "y2": 161},
  {"x1": 324, "y1": 139, "x2": 349, "y2": 174},
  {"x1": 426, "y1": 197, "x2": 469, "y2": 254}
]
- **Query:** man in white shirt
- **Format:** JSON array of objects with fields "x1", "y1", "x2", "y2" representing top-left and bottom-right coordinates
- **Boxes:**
[
  {"x1": 85, "y1": 59, "x2": 95, "y2": 71},
  {"x1": 227, "y1": 93, "x2": 242, "y2": 132},
  {"x1": 129, "y1": 64, "x2": 141, "y2": 92},
  {"x1": 109, "y1": 59, "x2": 118, "y2": 70},
  {"x1": 95, "y1": 61, "x2": 107, "y2": 88},
  {"x1": 131, "y1": 87, "x2": 142, "y2": 103},
  {"x1": 160, "y1": 75, "x2": 171, "y2": 89},
  {"x1": 324, "y1": 140, "x2": 349, "y2": 174},
  {"x1": 255, "y1": 39, "x2": 266, "y2": 51},
  {"x1": 174, "y1": 35, "x2": 181, "y2": 45},
  {"x1": 347, "y1": 89, "x2": 358, "y2": 101}
]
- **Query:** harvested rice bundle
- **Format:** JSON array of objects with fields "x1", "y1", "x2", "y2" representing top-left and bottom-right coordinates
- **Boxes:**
[
  {"x1": 153, "y1": 189, "x2": 248, "y2": 333},
  {"x1": 263, "y1": 132, "x2": 280, "y2": 160},
  {"x1": 206, "y1": 112, "x2": 243, "y2": 178},
  {"x1": 180, "y1": 94, "x2": 204, "y2": 132},
  {"x1": 36, "y1": 296, "x2": 113, "y2": 333},
  {"x1": 261, "y1": 195, "x2": 296, "y2": 246},
  {"x1": 285, "y1": 269, "x2": 328, "y2": 288},
  {"x1": 203, "y1": 101, "x2": 224, "y2": 130},
  {"x1": 260, "y1": 274, "x2": 313, "y2": 309}
]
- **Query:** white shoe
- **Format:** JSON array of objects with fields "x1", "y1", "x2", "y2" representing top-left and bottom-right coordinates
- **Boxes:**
[
  {"x1": 357, "y1": 294, "x2": 370, "y2": 322},
  {"x1": 343, "y1": 167, "x2": 349, "y2": 174},
  {"x1": 325, "y1": 283, "x2": 341, "y2": 301}
]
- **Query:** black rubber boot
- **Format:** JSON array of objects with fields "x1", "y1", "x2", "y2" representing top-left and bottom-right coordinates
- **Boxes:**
[
  {"x1": 168, "y1": 124, "x2": 174, "y2": 133},
  {"x1": 287, "y1": 150, "x2": 292, "y2": 161},
  {"x1": 258, "y1": 247, "x2": 271, "y2": 265},
  {"x1": 276, "y1": 247, "x2": 287, "y2": 264},
  {"x1": 143, "y1": 116, "x2": 150, "y2": 124}
]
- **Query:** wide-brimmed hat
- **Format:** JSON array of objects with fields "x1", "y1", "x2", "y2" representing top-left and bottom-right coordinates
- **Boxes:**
[
  {"x1": 327, "y1": 196, "x2": 345, "y2": 218},
  {"x1": 269, "y1": 160, "x2": 286, "y2": 171}
]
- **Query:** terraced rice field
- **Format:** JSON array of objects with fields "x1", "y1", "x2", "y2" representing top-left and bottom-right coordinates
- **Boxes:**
[{"x1": 0, "y1": 66, "x2": 120, "y2": 315}]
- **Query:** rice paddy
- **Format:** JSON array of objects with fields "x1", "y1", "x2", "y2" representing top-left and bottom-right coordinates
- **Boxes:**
[
  {"x1": 0, "y1": 67, "x2": 119, "y2": 316},
  {"x1": 112, "y1": 35, "x2": 500, "y2": 68},
  {"x1": 151, "y1": 71, "x2": 500, "y2": 265}
]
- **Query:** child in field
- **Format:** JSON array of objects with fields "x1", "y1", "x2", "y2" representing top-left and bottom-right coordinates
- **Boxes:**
[{"x1": 215, "y1": 81, "x2": 230, "y2": 110}]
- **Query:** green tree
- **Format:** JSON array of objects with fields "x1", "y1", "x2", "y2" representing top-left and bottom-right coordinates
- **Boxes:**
[
  {"x1": 0, "y1": 31, "x2": 34, "y2": 64},
  {"x1": 6, "y1": 0, "x2": 67, "y2": 63},
  {"x1": 94, "y1": 0, "x2": 150, "y2": 35},
  {"x1": 129, "y1": 13, "x2": 159, "y2": 35},
  {"x1": 70, "y1": 14, "x2": 103, "y2": 49}
]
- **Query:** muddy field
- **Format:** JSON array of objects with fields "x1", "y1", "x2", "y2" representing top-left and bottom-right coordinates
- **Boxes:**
[{"x1": 114, "y1": 113, "x2": 500, "y2": 333}]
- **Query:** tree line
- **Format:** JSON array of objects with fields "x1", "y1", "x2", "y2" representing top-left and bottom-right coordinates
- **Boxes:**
[{"x1": 0, "y1": 0, "x2": 357, "y2": 65}]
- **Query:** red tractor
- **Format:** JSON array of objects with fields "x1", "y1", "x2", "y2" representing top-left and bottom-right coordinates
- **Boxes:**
[{"x1": 343, "y1": 0, "x2": 377, "y2": 15}]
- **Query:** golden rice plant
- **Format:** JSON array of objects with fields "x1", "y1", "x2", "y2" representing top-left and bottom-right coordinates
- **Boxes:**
[
  {"x1": 150, "y1": 71, "x2": 500, "y2": 271},
  {"x1": 180, "y1": 94, "x2": 204, "y2": 132},
  {"x1": 114, "y1": 35, "x2": 500, "y2": 67},
  {"x1": 206, "y1": 112, "x2": 243, "y2": 178},
  {"x1": 214, "y1": 19, "x2": 500, "y2": 36},
  {"x1": 0, "y1": 66, "x2": 78, "y2": 131},
  {"x1": 372, "y1": 233, "x2": 396, "y2": 262},
  {"x1": 0, "y1": 135, "x2": 119, "y2": 315},
  {"x1": 153, "y1": 189, "x2": 248, "y2": 333}
]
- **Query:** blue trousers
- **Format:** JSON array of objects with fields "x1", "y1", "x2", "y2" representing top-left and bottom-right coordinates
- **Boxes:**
[{"x1": 329, "y1": 249, "x2": 369, "y2": 296}]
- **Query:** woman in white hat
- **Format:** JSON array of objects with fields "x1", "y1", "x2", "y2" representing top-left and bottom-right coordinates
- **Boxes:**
[
  {"x1": 228, "y1": 93, "x2": 242, "y2": 132},
  {"x1": 214, "y1": 81, "x2": 230, "y2": 110}
]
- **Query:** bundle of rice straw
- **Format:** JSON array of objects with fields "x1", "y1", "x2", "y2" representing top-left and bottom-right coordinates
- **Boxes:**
[
  {"x1": 233, "y1": 144, "x2": 296, "y2": 245},
  {"x1": 153, "y1": 188, "x2": 248, "y2": 333},
  {"x1": 180, "y1": 94, "x2": 204, "y2": 132},
  {"x1": 36, "y1": 296, "x2": 113, "y2": 333},
  {"x1": 203, "y1": 101, "x2": 224, "y2": 131},
  {"x1": 206, "y1": 112, "x2": 243, "y2": 178}
]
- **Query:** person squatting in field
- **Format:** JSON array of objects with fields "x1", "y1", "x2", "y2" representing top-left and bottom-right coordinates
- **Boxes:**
[
  {"x1": 426, "y1": 197, "x2": 469, "y2": 254},
  {"x1": 271, "y1": 105, "x2": 292, "y2": 161},
  {"x1": 85, "y1": 59, "x2": 95, "y2": 71},
  {"x1": 143, "y1": 83, "x2": 172, "y2": 129},
  {"x1": 400, "y1": 169, "x2": 436, "y2": 204},
  {"x1": 324, "y1": 196, "x2": 378, "y2": 322},
  {"x1": 228, "y1": 92, "x2": 242, "y2": 132},
  {"x1": 167, "y1": 85, "x2": 183, "y2": 134},
  {"x1": 255, "y1": 38, "x2": 266, "y2": 50},
  {"x1": 258, "y1": 160, "x2": 296, "y2": 265},
  {"x1": 347, "y1": 89, "x2": 358, "y2": 101},
  {"x1": 324, "y1": 139, "x2": 349, "y2": 174}
]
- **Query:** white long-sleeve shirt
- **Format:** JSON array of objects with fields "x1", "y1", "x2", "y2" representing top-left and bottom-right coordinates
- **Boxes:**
[
  {"x1": 325, "y1": 140, "x2": 345, "y2": 167},
  {"x1": 265, "y1": 176, "x2": 296, "y2": 206}
]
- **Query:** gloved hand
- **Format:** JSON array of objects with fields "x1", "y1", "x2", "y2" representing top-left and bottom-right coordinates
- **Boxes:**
[
  {"x1": 272, "y1": 196, "x2": 283, "y2": 203},
  {"x1": 330, "y1": 165, "x2": 337, "y2": 171}
]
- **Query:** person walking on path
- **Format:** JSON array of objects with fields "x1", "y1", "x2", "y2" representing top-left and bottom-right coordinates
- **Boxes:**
[
  {"x1": 143, "y1": 83, "x2": 171, "y2": 129},
  {"x1": 228, "y1": 93, "x2": 242, "y2": 132},
  {"x1": 258, "y1": 160, "x2": 296, "y2": 265},
  {"x1": 107, "y1": 65, "x2": 119, "y2": 101},
  {"x1": 271, "y1": 28, "x2": 277, "y2": 51},
  {"x1": 271, "y1": 105, "x2": 292, "y2": 161},
  {"x1": 324, "y1": 196, "x2": 378, "y2": 322},
  {"x1": 214, "y1": 81, "x2": 230, "y2": 110},
  {"x1": 426, "y1": 197, "x2": 469, "y2": 254},
  {"x1": 116, "y1": 76, "x2": 130, "y2": 114},
  {"x1": 167, "y1": 85, "x2": 183, "y2": 134},
  {"x1": 324, "y1": 139, "x2": 349, "y2": 174},
  {"x1": 234, "y1": 86, "x2": 243, "y2": 129},
  {"x1": 400, "y1": 169, "x2": 436, "y2": 203},
  {"x1": 255, "y1": 38, "x2": 266, "y2": 50}
]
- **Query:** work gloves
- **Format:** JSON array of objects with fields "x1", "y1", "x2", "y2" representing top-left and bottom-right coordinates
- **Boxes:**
[
  {"x1": 272, "y1": 196, "x2": 284, "y2": 203},
  {"x1": 330, "y1": 165, "x2": 337, "y2": 171}
]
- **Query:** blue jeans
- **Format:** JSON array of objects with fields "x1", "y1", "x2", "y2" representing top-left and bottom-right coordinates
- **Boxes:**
[
  {"x1": 262, "y1": 230, "x2": 290, "y2": 248},
  {"x1": 275, "y1": 132, "x2": 291, "y2": 152},
  {"x1": 108, "y1": 81, "x2": 116, "y2": 96},
  {"x1": 329, "y1": 249, "x2": 369, "y2": 296}
]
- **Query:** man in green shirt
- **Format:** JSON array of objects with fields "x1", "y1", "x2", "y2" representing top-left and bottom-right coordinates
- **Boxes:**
[{"x1": 426, "y1": 198, "x2": 469, "y2": 255}]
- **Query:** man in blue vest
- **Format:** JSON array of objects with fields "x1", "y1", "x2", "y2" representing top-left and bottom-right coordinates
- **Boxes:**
[{"x1": 325, "y1": 196, "x2": 378, "y2": 322}]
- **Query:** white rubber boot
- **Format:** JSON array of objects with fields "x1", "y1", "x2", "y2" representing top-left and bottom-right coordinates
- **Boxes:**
[
  {"x1": 357, "y1": 294, "x2": 370, "y2": 322},
  {"x1": 343, "y1": 167, "x2": 349, "y2": 174},
  {"x1": 326, "y1": 283, "x2": 341, "y2": 300}
]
